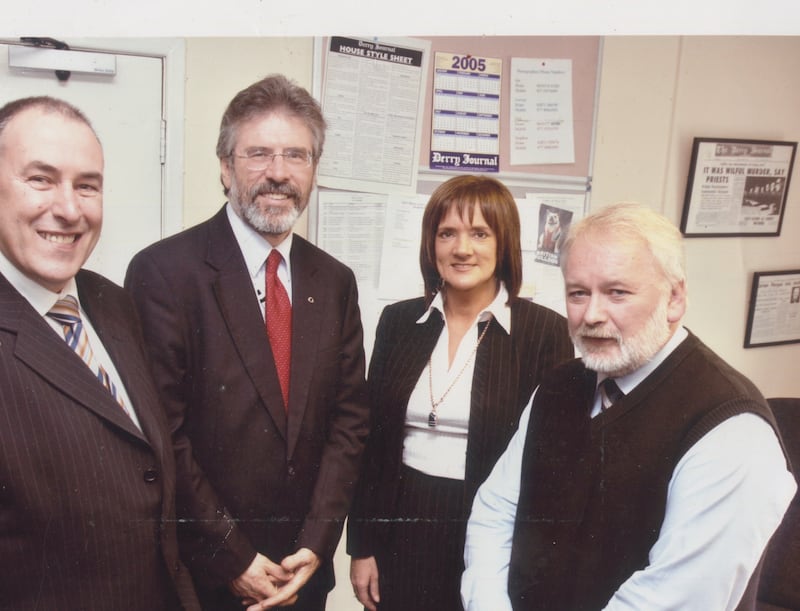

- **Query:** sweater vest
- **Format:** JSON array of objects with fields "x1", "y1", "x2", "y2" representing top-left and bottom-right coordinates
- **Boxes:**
[{"x1": 508, "y1": 332, "x2": 776, "y2": 611}]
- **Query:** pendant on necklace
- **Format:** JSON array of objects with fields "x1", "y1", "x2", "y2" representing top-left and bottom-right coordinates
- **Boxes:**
[{"x1": 428, "y1": 411, "x2": 437, "y2": 428}]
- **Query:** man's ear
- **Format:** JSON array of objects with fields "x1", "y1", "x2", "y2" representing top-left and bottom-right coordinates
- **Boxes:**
[
  {"x1": 220, "y1": 157, "x2": 232, "y2": 192},
  {"x1": 667, "y1": 279, "x2": 688, "y2": 323}
]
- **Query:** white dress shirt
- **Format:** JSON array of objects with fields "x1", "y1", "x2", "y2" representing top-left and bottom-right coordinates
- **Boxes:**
[
  {"x1": 226, "y1": 203, "x2": 293, "y2": 316},
  {"x1": 461, "y1": 328, "x2": 797, "y2": 611},
  {"x1": 403, "y1": 285, "x2": 512, "y2": 480}
]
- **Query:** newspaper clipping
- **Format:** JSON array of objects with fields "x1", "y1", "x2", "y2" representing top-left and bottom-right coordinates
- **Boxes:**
[
  {"x1": 681, "y1": 138, "x2": 796, "y2": 236},
  {"x1": 745, "y1": 270, "x2": 800, "y2": 347}
]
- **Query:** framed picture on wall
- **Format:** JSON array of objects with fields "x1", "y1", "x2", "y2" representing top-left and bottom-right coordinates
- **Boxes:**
[
  {"x1": 681, "y1": 137, "x2": 796, "y2": 237},
  {"x1": 744, "y1": 270, "x2": 800, "y2": 348}
]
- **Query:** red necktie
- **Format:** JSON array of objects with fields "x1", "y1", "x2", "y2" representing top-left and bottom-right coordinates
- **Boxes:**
[{"x1": 266, "y1": 250, "x2": 292, "y2": 410}]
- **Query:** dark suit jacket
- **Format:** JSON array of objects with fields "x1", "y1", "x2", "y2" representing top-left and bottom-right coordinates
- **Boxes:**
[
  {"x1": 124, "y1": 207, "x2": 369, "y2": 603},
  {"x1": 347, "y1": 296, "x2": 573, "y2": 557},
  {"x1": 0, "y1": 270, "x2": 199, "y2": 611}
]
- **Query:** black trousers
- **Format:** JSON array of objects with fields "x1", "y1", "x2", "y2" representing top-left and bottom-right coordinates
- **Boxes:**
[{"x1": 373, "y1": 465, "x2": 466, "y2": 611}]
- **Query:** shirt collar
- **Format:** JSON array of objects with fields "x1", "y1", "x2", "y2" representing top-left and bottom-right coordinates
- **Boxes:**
[
  {"x1": 226, "y1": 202, "x2": 293, "y2": 278},
  {"x1": 0, "y1": 249, "x2": 80, "y2": 316},
  {"x1": 600, "y1": 326, "x2": 689, "y2": 394},
  {"x1": 416, "y1": 282, "x2": 512, "y2": 334}
]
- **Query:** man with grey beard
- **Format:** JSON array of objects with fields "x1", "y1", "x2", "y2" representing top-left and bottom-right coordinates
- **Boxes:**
[
  {"x1": 125, "y1": 75, "x2": 369, "y2": 611},
  {"x1": 461, "y1": 203, "x2": 796, "y2": 611}
]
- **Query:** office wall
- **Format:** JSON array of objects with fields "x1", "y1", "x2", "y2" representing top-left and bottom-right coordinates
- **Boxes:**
[
  {"x1": 181, "y1": 35, "x2": 799, "y2": 611},
  {"x1": 592, "y1": 36, "x2": 800, "y2": 398},
  {"x1": 184, "y1": 35, "x2": 799, "y2": 398},
  {"x1": 183, "y1": 37, "x2": 314, "y2": 230}
]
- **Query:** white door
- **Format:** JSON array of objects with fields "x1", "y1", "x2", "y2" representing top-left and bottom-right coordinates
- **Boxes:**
[{"x1": 0, "y1": 41, "x2": 165, "y2": 286}]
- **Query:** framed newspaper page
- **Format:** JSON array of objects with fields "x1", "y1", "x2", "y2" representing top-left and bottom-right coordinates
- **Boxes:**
[
  {"x1": 681, "y1": 138, "x2": 796, "y2": 237},
  {"x1": 744, "y1": 270, "x2": 800, "y2": 348}
]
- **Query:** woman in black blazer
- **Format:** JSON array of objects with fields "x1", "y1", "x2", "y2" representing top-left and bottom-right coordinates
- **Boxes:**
[{"x1": 347, "y1": 176, "x2": 574, "y2": 611}]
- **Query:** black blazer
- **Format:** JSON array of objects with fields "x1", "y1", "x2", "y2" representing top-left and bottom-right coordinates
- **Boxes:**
[
  {"x1": 0, "y1": 270, "x2": 199, "y2": 611},
  {"x1": 125, "y1": 207, "x2": 369, "y2": 598},
  {"x1": 347, "y1": 296, "x2": 573, "y2": 556}
]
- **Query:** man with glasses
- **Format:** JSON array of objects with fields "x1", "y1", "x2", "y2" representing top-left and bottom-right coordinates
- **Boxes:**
[{"x1": 126, "y1": 75, "x2": 369, "y2": 611}]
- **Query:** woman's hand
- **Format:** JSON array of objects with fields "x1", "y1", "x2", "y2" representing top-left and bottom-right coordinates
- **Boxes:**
[{"x1": 350, "y1": 556, "x2": 381, "y2": 610}]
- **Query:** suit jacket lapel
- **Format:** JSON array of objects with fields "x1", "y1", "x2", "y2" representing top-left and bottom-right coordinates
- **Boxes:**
[
  {"x1": 471, "y1": 317, "x2": 514, "y2": 421},
  {"x1": 385, "y1": 309, "x2": 443, "y2": 433},
  {"x1": 371, "y1": 306, "x2": 442, "y2": 498},
  {"x1": 285, "y1": 239, "x2": 320, "y2": 456},
  {"x1": 207, "y1": 210, "x2": 288, "y2": 439},
  {"x1": 77, "y1": 272, "x2": 153, "y2": 444},
  {"x1": 0, "y1": 274, "x2": 148, "y2": 442},
  {"x1": 465, "y1": 316, "x2": 514, "y2": 489}
]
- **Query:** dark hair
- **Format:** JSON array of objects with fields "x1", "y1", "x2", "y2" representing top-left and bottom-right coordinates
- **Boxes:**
[
  {"x1": 216, "y1": 74, "x2": 326, "y2": 161},
  {"x1": 420, "y1": 175, "x2": 522, "y2": 306},
  {"x1": 0, "y1": 96, "x2": 97, "y2": 142}
]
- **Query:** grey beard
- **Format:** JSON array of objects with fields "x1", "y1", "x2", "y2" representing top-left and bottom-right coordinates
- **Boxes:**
[
  {"x1": 230, "y1": 179, "x2": 305, "y2": 236},
  {"x1": 241, "y1": 201, "x2": 300, "y2": 235}
]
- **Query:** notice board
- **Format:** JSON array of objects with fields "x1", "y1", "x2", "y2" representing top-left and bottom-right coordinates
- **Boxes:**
[
  {"x1": 310, "y1": 36, "x2": 602, "y2": 352},
  {"x1": 312, "y1": 35, "x2": 601, "y2": 197}
]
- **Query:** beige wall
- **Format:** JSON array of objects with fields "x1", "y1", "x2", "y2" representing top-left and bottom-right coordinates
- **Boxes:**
[
  {"x1": 184, "y1": 35, "x2": 800, "y2": 399},
  {"x1": 592, "y1": 36, "x2": 800, "y2": 398},
  {"x1": 183, "y1": 37, "x2": 314, "y2": 232},
  {"x1": 182, "y1": 36, "x2": 800, "y2": 609}
]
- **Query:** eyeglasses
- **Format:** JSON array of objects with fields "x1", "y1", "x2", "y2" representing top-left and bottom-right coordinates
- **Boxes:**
[{"x1": 230, "y1": 148, "x2": 315, "y2": 171}]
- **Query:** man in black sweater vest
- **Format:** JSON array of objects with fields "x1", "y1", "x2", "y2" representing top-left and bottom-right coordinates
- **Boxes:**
[{"x1": 461, "y1": 203, "x2": 796, "y2": 611}]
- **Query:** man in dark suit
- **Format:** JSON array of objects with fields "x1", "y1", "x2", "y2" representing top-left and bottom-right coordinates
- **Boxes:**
[
  {"x1": 125, "y1": 74, "x2": 370, "y2": 610},
  {"x1": 0, "y1": 97, "x2": 199, "y2": 610}
]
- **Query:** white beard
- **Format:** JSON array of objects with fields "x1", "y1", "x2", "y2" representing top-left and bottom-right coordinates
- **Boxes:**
[{"x1": 573, "y1": 296, "x2": 671, "y2": 377}]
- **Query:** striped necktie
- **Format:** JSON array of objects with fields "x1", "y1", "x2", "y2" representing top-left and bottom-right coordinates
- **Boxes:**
[
  {"x1": 599, "y1": 378, "x2": 625, "y2": 410},
  {"x1": 47, "y1": 295, "x2": 132, "y2": 419}
]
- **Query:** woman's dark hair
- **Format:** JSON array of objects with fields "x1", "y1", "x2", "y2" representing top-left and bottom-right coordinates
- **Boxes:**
[{"x1": 419, "y1": 175, "x2": 522, "y2": 306}]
